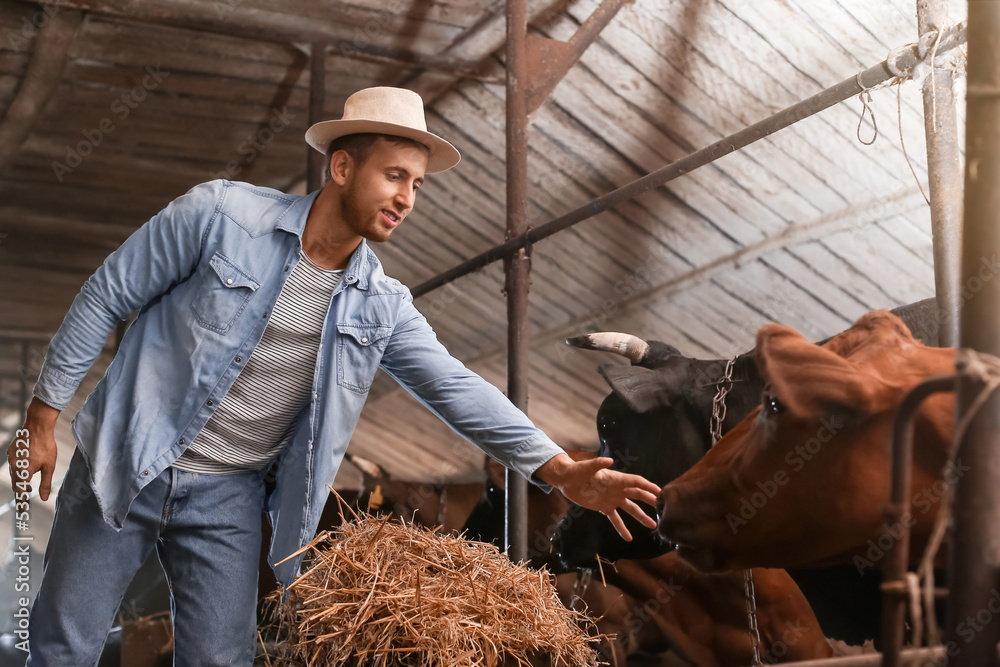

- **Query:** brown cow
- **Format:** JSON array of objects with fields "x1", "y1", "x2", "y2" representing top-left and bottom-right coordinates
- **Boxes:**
[
  {"x1": 470, "y1": 457, "x2": 833, "y2": 664},
  {"x1": 656, "y1": 310, "x2": 955, "y2": 573},
  {"x1": 600, "y1": 556, "x2": 833, "y2": 665}
]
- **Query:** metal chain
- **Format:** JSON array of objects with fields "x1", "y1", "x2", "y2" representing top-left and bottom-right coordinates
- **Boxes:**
[
  {"x1": 709, "y1": 358, "x2": 736, "y2": 445},
  {"x1": 744, "y1": 568, "x2": 763, "y2": 665},
  {"x1": 710, "y1": 358, "x2": 761, "y2": 666}
]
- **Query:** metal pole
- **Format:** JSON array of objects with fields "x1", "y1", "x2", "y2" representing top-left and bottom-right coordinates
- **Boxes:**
[
  {"x1": 411, "y1": 22, "x2": 967, "y2": 299},
  {"x1": 918, "y1": 0, "x2": 963, "y2": 347},
  {"x1": 307, "y1": 43, "x2": 327, "y2": 193},
  {"x1": 504, "y1": 0, "x2": 530, "y2": 563},
  {"x1": 950, "y1": 2, "x2": 1000, "y2": 664},
  {"x1": 881, "y1": 376, "x2": 958, "y2": 667}
]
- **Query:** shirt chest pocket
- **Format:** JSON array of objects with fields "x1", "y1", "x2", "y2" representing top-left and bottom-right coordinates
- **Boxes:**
[
  {"x1": 190, "y1": 252, "x2": 261, "y2": 334},
  {"x1": 337, "y1": 323, "x2": 392, "y2": 393}
]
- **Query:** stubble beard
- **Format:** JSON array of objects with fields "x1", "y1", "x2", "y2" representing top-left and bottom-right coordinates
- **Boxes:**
[{"x1": 340, "y1": 178, "x2": 391, "y2": 244}]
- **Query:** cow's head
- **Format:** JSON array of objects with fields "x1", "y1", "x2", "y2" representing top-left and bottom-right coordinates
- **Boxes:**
[
  {"x1": 552, "y1": 333, "x2": 758, "y2": 569},
  {"x1": 655, "y1": 311, "x2": 954, "y2": 572}
]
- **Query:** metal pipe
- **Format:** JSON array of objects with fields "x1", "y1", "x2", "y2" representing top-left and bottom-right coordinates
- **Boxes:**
[
  {"x1": 950, "y1": 2, "x2": 1000, "y2": 664},
  {"x1": 504, "y1": 0, "x2": 530, "y2": 563},
  {"x1": 307, "y1": 43, "x2": 327, "y2": 193},
  {"x1": 411, "y1": 21, "x2": 968, "y2": 299},
  {"x1": 881, "y1": 375, "x2": 959, "y2": 667},
  {"x1": 918, "y1": 0, "x2": 963, "y2": 347}
]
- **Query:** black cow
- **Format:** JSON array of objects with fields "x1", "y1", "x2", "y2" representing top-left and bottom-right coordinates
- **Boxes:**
[{"x1": 550, "y1": 298, "x2": 941, "y2": 646}]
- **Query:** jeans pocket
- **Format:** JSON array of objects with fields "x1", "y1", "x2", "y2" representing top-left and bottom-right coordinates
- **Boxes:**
[
  {"x1": 189, "y1": 252, "x2": 260, "y2": 333},
  {"x1": 336, "y1": 323, "x2": 392, "y2": 393}
]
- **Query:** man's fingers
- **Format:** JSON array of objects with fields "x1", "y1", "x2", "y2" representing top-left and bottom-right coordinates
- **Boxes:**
[
  {"x1": 626, "y1": 486, "x2": 659, "y2": 508},
  {"x1": 630, "y1": 475, "x2": 661, "y2": 496},
  {"x1": 39, "y1": 465, "x2": 53, "y2": 502},
  {"x1": 621, "y1": 499, "x2": 657, "y2": 530},
  {"x1": 606, "y1": 509, "x2": 632, "y2": 542}
]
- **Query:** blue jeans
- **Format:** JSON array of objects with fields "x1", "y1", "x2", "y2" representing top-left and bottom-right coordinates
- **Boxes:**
[{"x1": 26, "y1": 448, "x2": 266, "y2": 666}]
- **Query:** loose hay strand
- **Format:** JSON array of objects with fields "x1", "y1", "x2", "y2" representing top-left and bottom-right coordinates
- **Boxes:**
[{"x1": 263, "y1": 510, "x2": 604, "y2": 667}]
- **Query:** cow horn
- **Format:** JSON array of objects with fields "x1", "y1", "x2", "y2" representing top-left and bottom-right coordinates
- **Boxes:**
[
  {"x1": 344, "y1": 452, "x2": 386, "y2": 478},
  {"x1": 565, "y1": 332, "x2": 650, "y2": 364}
]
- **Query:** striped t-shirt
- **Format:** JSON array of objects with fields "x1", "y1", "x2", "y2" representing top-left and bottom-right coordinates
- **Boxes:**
[{"x1": 172, "y1": 252, "x2": 342, "y2": 474}]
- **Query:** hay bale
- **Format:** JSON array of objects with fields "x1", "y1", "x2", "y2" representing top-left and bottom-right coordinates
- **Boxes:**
[{"x1": 261, "y1": 510, "x2": 604, "y2": 667}]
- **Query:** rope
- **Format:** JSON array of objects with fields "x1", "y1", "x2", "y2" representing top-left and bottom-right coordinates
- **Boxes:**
[
  {"x1": 914, "y1": 349, "x2": 1000, "y2": 645},
  {"x1": 897, "y1": 83, "x2": 931, "y2": 206},
  {"x1": 853, "y1": 25, "x2": 968, "y2": 208},
  {"x1": 906, "y1": 572, "x2": 923, "y2": 648},
  {"x1": 856, "y1": 79, "x2": 879, "y2": 146}
]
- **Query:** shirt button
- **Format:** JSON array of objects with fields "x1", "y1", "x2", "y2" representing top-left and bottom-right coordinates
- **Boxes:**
[
  {"x1": 361, "y1": 337, "x2": 368, "y2": 343},
  {"x1": 206, "y1": 400, "x2": 213, "y2": 406},
  {"x1": 142, "y1": 470, "x2": 150, "y2": 477},
  {"x1": 235, "y1": 356, "x2": 242, "y2": 363},
  {"x1": 179, "y1": 438, "x2": 185, "y2": 445},
  {"x1": 263, "y1": 311, "x2": 268, "y2": 318},
  {"x1": 313, "y1": 393, "x2": 318, "y2": 400},
  {"x1": 226, "y1": 278, "x2": 233, "y2": 285}
]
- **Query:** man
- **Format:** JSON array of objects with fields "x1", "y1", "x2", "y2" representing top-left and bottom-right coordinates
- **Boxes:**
[{"x1": 8, "y1": 86, "x2": 660, "y2": 665}]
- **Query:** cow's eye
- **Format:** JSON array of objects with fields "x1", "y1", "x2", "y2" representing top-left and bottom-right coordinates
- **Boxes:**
[
  {"x1": 765, "y1": 393, "x2": 783, "y2": 415},
  {"x1": 598, "y1": 415, "x2": 618, "y2": 433}
]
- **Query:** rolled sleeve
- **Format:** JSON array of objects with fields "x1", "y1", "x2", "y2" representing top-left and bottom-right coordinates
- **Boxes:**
[{"x1": 32, "y1": 362, "x2": 80, "y2": 411}]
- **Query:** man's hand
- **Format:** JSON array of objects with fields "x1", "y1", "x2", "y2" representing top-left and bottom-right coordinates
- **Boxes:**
[
  {"x1": 535, "y1": 453, "x2": 661, "y2": 542},
  {"x1": 6, "y1": 398, "x2": 60, "y2": 501}
]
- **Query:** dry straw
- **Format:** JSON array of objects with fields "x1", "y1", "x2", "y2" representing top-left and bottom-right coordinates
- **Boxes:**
[{"x1": 261, "y1": 506, "x2": 603, "y2": 667}]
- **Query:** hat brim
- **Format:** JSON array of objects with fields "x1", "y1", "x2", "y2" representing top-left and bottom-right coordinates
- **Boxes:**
[{"x1": 305, "y1": 119, "x2": 461, "y2": 173}]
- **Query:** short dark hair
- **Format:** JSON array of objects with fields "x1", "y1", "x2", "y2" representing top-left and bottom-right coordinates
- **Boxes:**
[{"x1": 324, "y1": 133, "x2": 429, "y2": 179}]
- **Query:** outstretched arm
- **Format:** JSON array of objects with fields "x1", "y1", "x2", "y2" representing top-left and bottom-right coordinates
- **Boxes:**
[{"x1": 534, "y1": 453, "x2": 661, "y2": 542}]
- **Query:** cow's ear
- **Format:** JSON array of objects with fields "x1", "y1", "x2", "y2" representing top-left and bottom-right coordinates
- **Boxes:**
[
  {"x1": 755, "y1": 324, "x2": 892, "y2": 418},
  {"x1": 598, "y1": 363, "x2": 687, "y2": 413}
]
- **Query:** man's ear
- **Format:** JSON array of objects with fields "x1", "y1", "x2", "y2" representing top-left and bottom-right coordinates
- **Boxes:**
[
  {"x1": 754, "y1": 324, "x2": 892, "y2": 418},
  {"x1": 328, "y1": 149, "x2": 353, "y2": 186}
]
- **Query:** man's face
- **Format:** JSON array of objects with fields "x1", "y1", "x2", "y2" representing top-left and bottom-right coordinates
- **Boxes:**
[{"x1": 339, "y1": 138, "x2": 428, "y2": 244}]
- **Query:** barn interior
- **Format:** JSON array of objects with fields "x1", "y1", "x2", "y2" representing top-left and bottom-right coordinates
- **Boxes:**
[{"x1": 0, "y1": 0, "x2": 980, "y2": 664}]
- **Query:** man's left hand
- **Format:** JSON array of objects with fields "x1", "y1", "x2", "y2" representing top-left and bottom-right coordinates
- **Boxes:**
[{"x1": 534, "y1": 453, "x2": 661, "y2": 541}]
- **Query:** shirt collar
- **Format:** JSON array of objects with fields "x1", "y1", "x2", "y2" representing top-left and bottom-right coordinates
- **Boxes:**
[{"x1": 274, "y1": 188, "x2": 321, "y2": 238}]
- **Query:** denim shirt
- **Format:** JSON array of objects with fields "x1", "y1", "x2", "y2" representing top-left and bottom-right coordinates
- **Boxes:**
[{"x1": 33, "y1": 180, "x2": 564, "y2": 587}]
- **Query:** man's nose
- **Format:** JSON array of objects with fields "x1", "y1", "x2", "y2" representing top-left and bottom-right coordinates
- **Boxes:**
[{"x1": 396, "y1": 184, "x2": 415, "y2": 211}]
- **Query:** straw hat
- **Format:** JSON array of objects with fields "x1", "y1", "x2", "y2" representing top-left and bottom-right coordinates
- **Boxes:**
[{"x1": 305, "y1": 87, "x2": 461, "y2": 173}]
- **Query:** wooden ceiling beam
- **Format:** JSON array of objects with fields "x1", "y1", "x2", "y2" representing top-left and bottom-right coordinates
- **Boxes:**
[
  {"x1": 403, "y1": 0, "x2": 570, "y2": 105},
  {"x1": 32, "y1": 0, "x2": 498, "y2": 82},
  {"x1": 0, "y1": 8, "x2": 84, "y2": 173}
]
